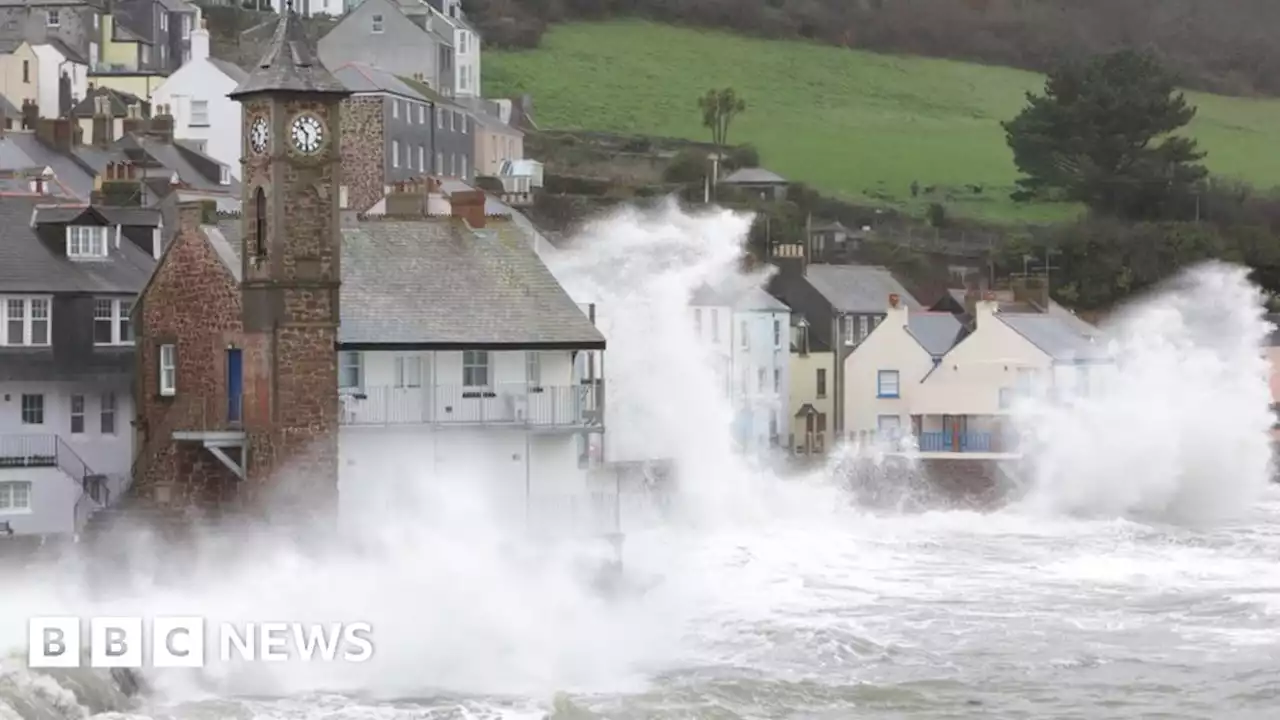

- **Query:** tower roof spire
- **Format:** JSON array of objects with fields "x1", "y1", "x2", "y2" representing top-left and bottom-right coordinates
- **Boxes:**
[{"x1": 228, "y1": 0, "x2": 349, "y2": 99}]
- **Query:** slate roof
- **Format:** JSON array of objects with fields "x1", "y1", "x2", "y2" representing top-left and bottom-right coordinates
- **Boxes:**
[
  {"x1": 999, "y1": 312, "x2": 1110, "y2": 362},
  {"x1": 72, "y1": 133, "x2": 238, "y2": 196},
  {"x1": 333, "y1": 62, "x2": 425, "y2": 99},
  {"x1": 35, "y1": 205, "x2": 160, "y2": 227},
  {"x1": 199, "y1": 215, "x2": 604, "y2": 347},
  {"x1": 230, "y1": 3, "x2": 351, "y2": 98},
  {"x1": 0, "y1": 91, "x2": 18, "y2": 118},
  {"x1": 905, "y1": 312, "x2": 963, "y2": 356},
  {"x1": 209, "y1": 58, "x2": 249, "y2": 84},
  {"x1": 691, "y1": 282, "x2": 790, "y2": 312},
  {"x1": 0, "y1": 133, "x2": 96, "y2": 199},
  {"x1": 804, "y1": 264, "x2": 922, "y2": 313},
  {"x1": 0, "y1": 196, "x2": 157, "y2": 293},
  {"x1": 721, "y1": 167, "x2": 787, "y2": 184}
]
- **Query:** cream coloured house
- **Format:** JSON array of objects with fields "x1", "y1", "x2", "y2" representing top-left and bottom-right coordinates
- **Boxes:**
[
  {"x1": 788, "y1": 314, "x2": 834, "y2": 455},
  {"x1": 846, "y1": 292, "x2": 1109, "y2": 459},
  {"x1": 0, "y1": 41, "x2": 38, "y2": 115}
]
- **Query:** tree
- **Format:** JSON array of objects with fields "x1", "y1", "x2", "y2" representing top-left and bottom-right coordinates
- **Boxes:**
[
  {"x1": 697, "y1": 88, "x2": 747, "y2": 150},
  {"x1": 1002, "y1": 50, "x2": 1208, "y2": 221}
]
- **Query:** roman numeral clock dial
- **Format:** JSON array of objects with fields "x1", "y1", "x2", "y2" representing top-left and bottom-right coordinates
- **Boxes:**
[
  {"x1": 249, "y1": 116, "x2": 269, "y2": 154},
  {"x1": 290, "y1": 113, "x2": 325, "y2": 155}
]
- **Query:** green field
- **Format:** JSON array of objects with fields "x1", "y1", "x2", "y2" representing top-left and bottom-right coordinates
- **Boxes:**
[{"x1": 485, "y1": 21, "x2": 1280, "y2": 224}]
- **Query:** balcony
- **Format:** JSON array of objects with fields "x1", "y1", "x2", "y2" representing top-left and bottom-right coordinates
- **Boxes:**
[
  {"x1": 0, "y1": 434, "x2": 56, "y2": 467},
  {"x1": 340, "y1": 383, "x2": 603, "y2": 430},
  {"x1": 917, "y1": 431, "x2": 993, "y2": 453}
]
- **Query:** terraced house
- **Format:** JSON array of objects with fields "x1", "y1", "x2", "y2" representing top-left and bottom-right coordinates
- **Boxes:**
[
  {"x1": 129, "y1": 8, "x2": 606, "y2": 535},
  {"x1": 0, "y1": 186, "x2": 159, "y2": 537}
]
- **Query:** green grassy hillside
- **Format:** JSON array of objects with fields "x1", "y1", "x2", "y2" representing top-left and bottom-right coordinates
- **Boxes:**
[{"x1": 485, "y1": 21, "x2": 1280, "y2": 224}]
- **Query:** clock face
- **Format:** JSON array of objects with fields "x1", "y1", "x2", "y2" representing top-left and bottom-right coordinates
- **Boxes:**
[
  {"x1": 249, "y1": 116, "x2": 269, "y2": 154},
  {"x1": 290, "y1": 113, "x2": 324, "y2": 154}
]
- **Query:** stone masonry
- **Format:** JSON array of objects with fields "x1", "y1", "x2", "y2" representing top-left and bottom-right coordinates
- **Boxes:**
[
  {"x1": 134, "y1": 203, "x2": 244, "y2": 509},
  {"x1": 339, "y1": 96, "x2": 385, "y2": 213}
]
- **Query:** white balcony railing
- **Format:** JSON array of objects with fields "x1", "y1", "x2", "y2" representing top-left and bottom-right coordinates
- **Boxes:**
[{"x1": 339, "y1": 383, "x2": 602, "y2": 429}]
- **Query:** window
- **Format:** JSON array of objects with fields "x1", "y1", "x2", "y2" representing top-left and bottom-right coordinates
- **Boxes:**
[
  {"x1": 757, "y1": 368, "x2": 766, "y2": 392},
  {"x1": 740, "y1": 320, "x2": 749, "y2": 349},
  {"x1": 816, "y1": 368, "x2": 827, "y2": 397},
  {"x1": 877, "y1": 370, "x2": 900, "y2": 398},
  {"x1": 94, "y1": 298, "x2": 133, "y2": 345},
  {"x1": 435, "y1": 152, "x2": 443, "y2": 173},
  {"x1": 450, "y1": 153, "x2": 456, "y2": 176},
  {"x1": 220, "y1": 166, "x2": 230, "y2": 185},
  {"x1": 0, "y1": 481, "x2": 31, "y2": 511},
  {"x1": 160, "y1": 12, "x2": 167, "y2": 30},
  {"x1": 842, "y1": 315, "x2": 855, "y2": 345},
  {"x1": 392, "y1": 140, "x2": 400, "y2": 168},
  {"x1": 418, "y1": 145, "x2": 425, "y2": 171},
  {"x1": 21, "y1": 394, "x2": 43, "y2": 424},
  {"x1": 774, "y1": 368, "x2": 781, "y2": 392},
  {"x1": 526, "y1": 351, "x2": 541, "y2": 388},
  {"x1": 142, "y1": 45, "x2": 150, "y2": 64},
  {"x1": 459, "y1": 31, "x2": 467, "y2": 53},
  {"x1": 460, "y1": 154, "x2": 467, "y2": 178},
  {"x1": 460, "y1": 112, "x2": 467, "y2": 133},
  {"x1": 392, "y1": 99, "x2": 399, "y2": 119},
  {"x1": 191, "y1": 100, "x2": 209, "y2": 126},
  {"x1": 101, "y1": 392, "x2": 116, "y2": 434},
  {"x1": 773, "y1": 319, "x2": 781, "y2": 347},
  {"x1": 338, "y1": 352, "x2": 361, "y2": 389},
  {"x1": 462, "y1": 350, "x2": 490, "y2": 387},
  {"x1": 711, "y1": 309, "x2": 720, "y2": 341},
  {"x1": 67, "y1": 226, "x2": 109, "y2": 258},
  {"x1": 418, "y1": 104, "x2": 425, "y2": 124},
  {"x1": 182, "y1": 14, "x2": 190, "y2": 38},
  {"x1": 859, "y1": 316, "x2": 870, "y2": 340},
  {"x1": 3, "y1": 297, "x2": 51, "y2": 347},
  {"x1": 437, "y1": 109, "x2": 443, "y2": 129},
  {"x1": 877, "y1": 414, "x2": 902, "y2": 435},
  {"x1": 159, "y1": 344, "x2": 176, "y2": 396},
  {"x1": 46, "y1": 9, "x2": 59, "y2": 26},
  {"x1": 22, "y1": 60, "x2": 28, "y2": 83},
  {"x1": 394, "y1": 356, "x2": 422, "y2": 388},
  {"x1": 254, "y1": 188, "x2": 267, "y2": 257},
  {"x1": 998, "y1": 387, "x2": 1014, "y2": 410},
  {"x1": 371, "y1": 13, "x2": 383, "y2": 32},
  {"x1": 70, "y1": 395, "x2": 85, "y2": 434}
]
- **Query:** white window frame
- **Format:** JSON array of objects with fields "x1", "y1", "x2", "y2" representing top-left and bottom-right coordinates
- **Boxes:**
[
  {"x1": 392, "y1": 140, "x2": 400, "y2": 168},
  {"x1": 0, "y1": 481, "x2": 32, "y2": 512},
  {"x1": 67, "y1": 226, "x2": 110, "y2": 258},
  {"x1": 877, "y1": 369, "x2": 900, "y2": 398},
  {"x1": 220, "y1": 166, "x2": 230, "y2": 185},
  {"x1": 46, "y1": 9, "x2": 59, "y2": 27},
  {"x1": 70, "y1": 394, "x2": 85, "y2": 434},
  {"x1": 460, "y1": 153, "x2": 467, "y2": 178},
  {"x1": 338, "y1": 351, "x2": 362, "y2": 390},
  {"x1": 160, "y1": 12, "x2": 167, "y2": 31},
  {"x1": 449, "y1": 110, "x2": 455, "y2": 132},
  {"x1": 159, "y1": 344, "x2": 176, "y2": 396},
  {"x1": 101, "y1": 392, "x2": 117, "y2": 434},
  {"x1": 437, "y1": 109, "x2": 443, "y2": 129},
  {"x1": 93, "y1": 298, "x2": 133, "y2": 346},
  {"x1": 2, "y1": 297, "x2": 51, "y2": 347},
  {"x1": 392, "y1": 99, "x2": 399, "y2": 119},
  {"x1": 190, "y1": 99, "x2": 209, "y2": 126},
  {"x1": 418, "y1": 104, "x2": 425, "y2": 124},
  {"x1": 418, "y1": 145, "x2": 425, "y2": 171},
  {"x1": 21, "y1": 394, "x2": 43, "y2": 425},
  {"x1": 462, "y1": 350, "x2": 490, "y2": 388}
]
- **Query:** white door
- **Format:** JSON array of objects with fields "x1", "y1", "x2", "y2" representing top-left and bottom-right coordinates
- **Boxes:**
[{"x1": 393, "y1": 354, "x2": 428, "y2": 423}]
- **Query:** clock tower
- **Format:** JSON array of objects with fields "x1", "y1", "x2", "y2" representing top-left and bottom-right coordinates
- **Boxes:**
[{"x1": 228, "y1": 0, "x2": 351, "y2": 522}]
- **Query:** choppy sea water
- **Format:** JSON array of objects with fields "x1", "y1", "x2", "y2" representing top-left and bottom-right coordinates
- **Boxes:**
[{"x1": 6, "y1": 490, "x2": 1279, "y2": 720}]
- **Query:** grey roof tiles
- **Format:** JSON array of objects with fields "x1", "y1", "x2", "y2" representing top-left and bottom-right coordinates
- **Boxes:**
[
  {"x1": 804, "y1": 263, "x2": 922, "y2": 313},
  {"x1": 0, "y1": 197, "x2": 157, "y2": 293},
  {"x1": 230, "y1": 3, "x2": 350, "y2": 98}
]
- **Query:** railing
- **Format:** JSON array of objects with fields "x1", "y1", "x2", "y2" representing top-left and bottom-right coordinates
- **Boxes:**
[
  {"x1": 340, "y1": 383, "x2": 602, "y2": 429},
  {"x1": 917, "y1": 431, "x2": 998, "y2": 453},
  {"x1": 0, "y1": 434, "x2": 57, "y2": 467},
  {"x1": 789, "y1": 431, "x2": 826, "y2": 455}
]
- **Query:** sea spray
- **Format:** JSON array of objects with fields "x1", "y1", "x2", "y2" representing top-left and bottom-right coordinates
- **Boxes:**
[{"x1": 1012, "y1": 261, "x2": 1275, "y2": 524}]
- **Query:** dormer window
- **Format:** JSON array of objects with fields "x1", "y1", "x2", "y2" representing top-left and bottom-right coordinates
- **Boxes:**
[
  {"x1": 220, "y1": 165, "x2": 230, "y2": 185},
  {"x1": 67, "y1": 226, "x2": 110, "y2": 259}
]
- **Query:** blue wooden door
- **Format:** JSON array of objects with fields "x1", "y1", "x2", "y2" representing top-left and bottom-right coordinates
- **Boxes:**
[{"x1": 227, "y1": 349, "x2": 243, "y2": 423}]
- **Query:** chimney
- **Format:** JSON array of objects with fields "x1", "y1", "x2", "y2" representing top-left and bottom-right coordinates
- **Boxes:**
[
  {"x1": 177, "y1": 200, "x2": 203, "y2": 241},
  {"x1": 191, "y1": 17, "x2": 210, "y2": 62},
  {"x1": 21, "y1": 99, "x2": 38, "y2": 130},
  {"x1": 99, "y1": 161, "x2": 143, "y2": 206},
  {"x1": 92, "y1": 94, "x2": 112, "y2": 149},
  {"x1": 449, "y1": 188, "x2": 486, "y2": 229},
  {"x1": 974, "y1": 290, "x2": 998, "y2": 326},
  {"x1": 122, "y1": 102, "x2": 145, "y2": 136},
  {"x1": 1010, "y1": 275, "x2": 1050, "y2": 311},
  {"x1": 149, "y1": 104, "x2": 175, "y2": 142},
  {"x1": 769, "y1": 241, "x2": 807, "y2": 278},
  {"x1": 383, "y1": 178, "x2": 427, "y2": 217}
]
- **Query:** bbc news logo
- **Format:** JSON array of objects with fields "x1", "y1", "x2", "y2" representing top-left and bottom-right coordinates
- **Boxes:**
[{"x1": 28, "y1": 617, "x2": 374, "y2": 668}]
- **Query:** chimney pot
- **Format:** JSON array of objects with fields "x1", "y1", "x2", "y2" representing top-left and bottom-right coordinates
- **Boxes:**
[{"x1": 888, "y1": 293, "x2": 900, "y2": 308}]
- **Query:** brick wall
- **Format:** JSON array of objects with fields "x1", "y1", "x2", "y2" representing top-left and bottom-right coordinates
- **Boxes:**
[
  {"x1": 134, "y1": 204, "x2": 244, "y2": 508},
  {"x1": 340, "y1": 96, "x2": 385, "y2": 213}
]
